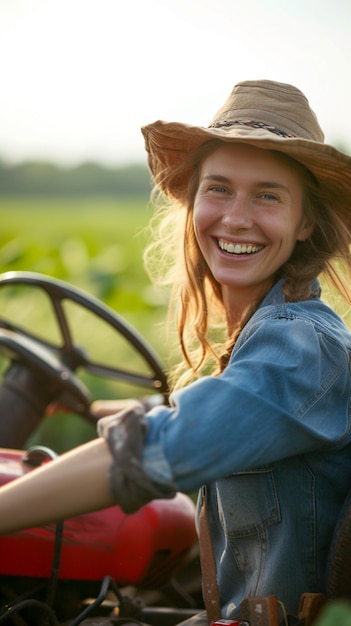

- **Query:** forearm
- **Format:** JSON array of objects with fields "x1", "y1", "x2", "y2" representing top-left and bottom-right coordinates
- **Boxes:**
[
  {"x1": 0, "y1": 405, "x2": 176, "y2": 536},
  {"x1": 0, "y1": 438, "x2": 115, "y2": 535}
]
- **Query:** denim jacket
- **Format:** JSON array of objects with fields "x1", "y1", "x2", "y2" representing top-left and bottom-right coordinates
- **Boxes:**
[{"x1": 142, "y1": 279, "x2": 351, "y2": 617}]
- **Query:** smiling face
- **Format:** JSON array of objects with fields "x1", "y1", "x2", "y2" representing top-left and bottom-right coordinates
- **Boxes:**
[{"x1": 193, "y1": 143, "x2": 312, "y2": 318}]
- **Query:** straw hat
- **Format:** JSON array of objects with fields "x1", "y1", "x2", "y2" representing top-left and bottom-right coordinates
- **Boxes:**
[{"x1": 141, "y1": 80, "x2": 351, "y2": 223}]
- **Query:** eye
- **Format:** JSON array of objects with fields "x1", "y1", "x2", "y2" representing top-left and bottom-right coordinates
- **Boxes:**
[
  {"x1": 258, "y1": 192, "x2": 279, "y2": 201},
  {"x1": 209, "y1": 185, "x2": 228, "y2": 194}
]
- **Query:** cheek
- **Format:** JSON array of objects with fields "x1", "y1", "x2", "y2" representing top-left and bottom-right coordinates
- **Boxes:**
[
  {"x1": 193, "y1": 200, "x2": 214, "y2": 235},
  {"x1": 259, "y1": 211, "x2": 301, "y2": 242},
  {"x1": 192, "y1": 207, "x2": 210, "y2": 257},
  {"x1": 192, "y1": 203, "x2": 203, "y2": 240}
]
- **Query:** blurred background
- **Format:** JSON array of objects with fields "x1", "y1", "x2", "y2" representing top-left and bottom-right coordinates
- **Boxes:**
[{"x1": 0, "y1": 0, "x2": 350, "y2": 451}]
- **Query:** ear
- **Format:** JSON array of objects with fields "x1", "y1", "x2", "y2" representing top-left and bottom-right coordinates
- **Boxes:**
[{"x1": 297, "y1": 218, "x2": 315, "y2": 242}]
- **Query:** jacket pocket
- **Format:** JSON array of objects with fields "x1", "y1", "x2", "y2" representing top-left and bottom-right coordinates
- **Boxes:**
[{"x1": 216, "y1": 464, "x2": 281, "y2": 537}]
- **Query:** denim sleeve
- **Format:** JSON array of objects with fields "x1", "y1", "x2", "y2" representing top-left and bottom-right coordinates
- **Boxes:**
[{"x1": 142, "y1": 316, "x2": 351, "y2": 493}]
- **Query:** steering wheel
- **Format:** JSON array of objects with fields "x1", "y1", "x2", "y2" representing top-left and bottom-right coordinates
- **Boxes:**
[{"x1": 0, "y1": 271, "x2": 168, "y2": 447}]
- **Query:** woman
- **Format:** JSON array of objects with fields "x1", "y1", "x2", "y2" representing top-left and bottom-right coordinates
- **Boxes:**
[{"x1": 1, "y1": 80, "x2": 351, "y2": 624}]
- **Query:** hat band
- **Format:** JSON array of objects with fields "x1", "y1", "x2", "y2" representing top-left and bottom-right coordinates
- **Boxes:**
[{"x1": 209, "y1": 119, "x2": 297, "y2": 138}]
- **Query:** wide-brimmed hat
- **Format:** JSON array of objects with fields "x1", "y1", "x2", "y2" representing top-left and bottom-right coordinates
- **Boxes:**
[{"x1": 141, "y1": 80, "x2": 351, "y2": 224}]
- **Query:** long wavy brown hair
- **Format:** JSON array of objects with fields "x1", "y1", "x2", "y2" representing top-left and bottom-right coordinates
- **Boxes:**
[{"x1": 144, "y1": 139, "x2": 351, "y2": 390}]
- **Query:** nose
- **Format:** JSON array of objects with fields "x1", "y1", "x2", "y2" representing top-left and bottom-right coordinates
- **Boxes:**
[{"x1": 221, "y1": 195, "x2": 253, "y2": 231}]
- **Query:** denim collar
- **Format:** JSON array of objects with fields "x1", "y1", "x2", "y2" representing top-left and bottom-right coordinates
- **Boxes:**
[{"x1": 259, "y1": 277, "x2": 321, "y2": 309}]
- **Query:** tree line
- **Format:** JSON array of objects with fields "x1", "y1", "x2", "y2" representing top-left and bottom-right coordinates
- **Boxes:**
[
  {"x1": 1, "y1": 137, "x2": 350, "y2": 198},
  {"x1": 0, "y1": 160, "x2": 152, "y2": 197}
]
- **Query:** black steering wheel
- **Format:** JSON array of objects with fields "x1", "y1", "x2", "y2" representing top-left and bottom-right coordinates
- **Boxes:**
[{"x1": 0, "y1": 271, "x2": 168, "y2": 447}]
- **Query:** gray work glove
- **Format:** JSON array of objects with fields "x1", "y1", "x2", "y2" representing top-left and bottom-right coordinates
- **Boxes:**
[{"x1": 97, "y1": 405, "x2": 176, "y2": 513}]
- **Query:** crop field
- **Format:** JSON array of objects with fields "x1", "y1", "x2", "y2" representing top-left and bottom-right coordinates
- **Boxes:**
[
  {"x1": 0, "y1": 196, "x2": 170, "y2": 337},
  {"x1": 0, "y1": 197, "x2": 170, "y2": 451}
]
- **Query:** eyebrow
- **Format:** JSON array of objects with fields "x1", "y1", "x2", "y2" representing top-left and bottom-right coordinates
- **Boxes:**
[
  {"x1": 201, "y1": 175, "x2": 290, "y2": 193},
  {"x1": 201, "y1": 175, "x2": 231, "y2": 183}
]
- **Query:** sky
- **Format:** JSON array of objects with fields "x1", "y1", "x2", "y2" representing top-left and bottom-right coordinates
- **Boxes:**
[{"x1": 1, "y1": 0, "x2": 351, "y2": 166}]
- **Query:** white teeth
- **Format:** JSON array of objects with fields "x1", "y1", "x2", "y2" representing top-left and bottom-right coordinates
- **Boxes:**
[{"x1": 218, "y1": 240, "x2": 263, "y2": 255}]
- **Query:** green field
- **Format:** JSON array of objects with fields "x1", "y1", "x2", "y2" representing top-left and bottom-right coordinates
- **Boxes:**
[
  {"x1": 0, "y1": 197, "x2": 170, "y2": 451},
  {"x1": 0, "y1": 197, "x2": 168, "y2": 333}
]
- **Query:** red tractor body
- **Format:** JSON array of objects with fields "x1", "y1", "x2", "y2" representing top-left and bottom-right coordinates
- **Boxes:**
[{"x1": 0, "y1": 449, "x2": 197, "y2": 588}]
